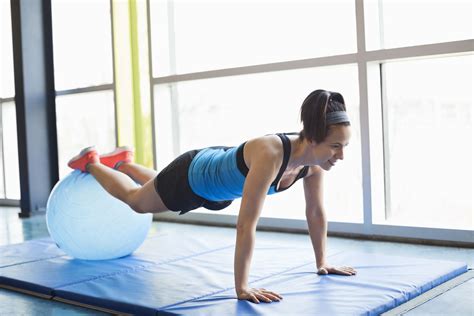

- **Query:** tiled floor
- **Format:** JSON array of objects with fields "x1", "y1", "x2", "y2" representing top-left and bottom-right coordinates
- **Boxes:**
[{"x1": 1, "y1": 206, "x2": 473, "y2": 315}]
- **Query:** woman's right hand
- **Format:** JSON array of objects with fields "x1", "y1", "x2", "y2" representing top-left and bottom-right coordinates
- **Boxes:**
[{"x1": 237, "y1": 287, "x2": 282, "y2": 303}]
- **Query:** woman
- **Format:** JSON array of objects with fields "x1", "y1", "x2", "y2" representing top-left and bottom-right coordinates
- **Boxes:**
[{"x1": 68, "y1": 89, "x2": 357, "y2": 304}]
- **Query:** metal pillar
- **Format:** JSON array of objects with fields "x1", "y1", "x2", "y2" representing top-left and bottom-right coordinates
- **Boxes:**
[{"x1": 10, "y1": 0, "x2": 58, "y2": 217}]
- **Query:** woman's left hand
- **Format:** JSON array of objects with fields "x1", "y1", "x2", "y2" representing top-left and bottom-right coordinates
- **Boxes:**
[{"x1": 317, "y1": 264, "x2": 357, "y2": 276}]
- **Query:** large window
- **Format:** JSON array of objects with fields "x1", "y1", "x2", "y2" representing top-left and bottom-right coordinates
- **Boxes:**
[
  {"x1": 51, "y1": 0, "x2": 116, "y2": 179},
  {"x1": 380, "y1": 55, "x2": 472, "y2": 230},
  {"x1": 365, "y1": 0, "x2": 473, "y2": 50},
  {"x1": 0, "y1": 102, "x2": 20, "y2": 200},
  {"x1": 0, "y1": 1, "x2": 20, "y2": 201},
  {"x1": 55, "y1": 91, "x2": 116, "y2": 178},
  {"x1": 150, "y1": 0, "x2": 357, "y2": 76},
  {"x1": 150, "y1": 0, "x2": 473, "y2": 243},
  {"x1": 51, "y1": 0, "x2": 113, "y2": 90},
  {"x1": 151, "y1": 0, "x2": 363, "y2": 223},
  {"x1": 1, "y1": 1, "x2": 15, "y2": 98}
]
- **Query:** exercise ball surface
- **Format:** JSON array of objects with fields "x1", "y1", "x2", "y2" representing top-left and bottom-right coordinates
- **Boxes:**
[{"x1": 46, "y1": 170, "x2": 152, "y2": 260}]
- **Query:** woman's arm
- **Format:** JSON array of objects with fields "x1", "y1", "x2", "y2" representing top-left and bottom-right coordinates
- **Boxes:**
[
  {"x1": 303, "y1": 166, "x2": 357, "y2": 276},
  {"x1": 235, "y1": 149, "x2": 282, "y2": 303},
  {"x1": 303, "y1": 166, "x2": 328, "y2": 269}
]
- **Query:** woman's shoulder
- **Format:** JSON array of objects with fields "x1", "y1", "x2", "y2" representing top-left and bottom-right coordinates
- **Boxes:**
[
  {"x1": 245, "y1": 134, "x2": 283, "y2": 155},
  {"x1": 243, "y1": 135, "x2": 284, "y2": 169}
]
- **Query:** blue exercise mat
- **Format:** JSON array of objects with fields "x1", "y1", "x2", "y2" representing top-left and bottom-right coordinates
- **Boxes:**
[{"x1": 0, "y1": 231, "x2": 468, "y2": 315}]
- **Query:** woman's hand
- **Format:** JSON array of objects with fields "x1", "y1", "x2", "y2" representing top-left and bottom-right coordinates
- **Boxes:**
[
  {"x1": 317, "y1": 264, "x2": 357, "y2": 276},
  {"x1": 237, "y1": 287, "x2": 282, "y2": 304}
]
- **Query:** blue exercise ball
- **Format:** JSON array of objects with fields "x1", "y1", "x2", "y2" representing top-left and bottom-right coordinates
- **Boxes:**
[{"x1": 46, "y1": 170, "x2": 152, "y2": 260}]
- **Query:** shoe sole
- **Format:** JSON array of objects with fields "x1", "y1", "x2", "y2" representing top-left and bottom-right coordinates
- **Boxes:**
[{"x1": 68, "y1": 146, "x2": 97, "y2": 165}]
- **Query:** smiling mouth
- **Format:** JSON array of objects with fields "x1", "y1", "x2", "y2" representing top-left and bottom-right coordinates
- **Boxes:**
[{"x1": 328, "y1": 160, "x2": 335, "y2": 166}]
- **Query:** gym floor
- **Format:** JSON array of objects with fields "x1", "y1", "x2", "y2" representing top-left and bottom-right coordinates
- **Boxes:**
[{"x1": 0, "y1": 206, "x2": 472, "y2": 315}]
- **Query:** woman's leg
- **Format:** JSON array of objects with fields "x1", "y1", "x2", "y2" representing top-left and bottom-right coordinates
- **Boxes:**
[
  {"x1": 86, "y1": 163, "x2": 169, "y2": 214},
  {"x1": 116, "y1": 162, "x2": 158, "y2": 185}
]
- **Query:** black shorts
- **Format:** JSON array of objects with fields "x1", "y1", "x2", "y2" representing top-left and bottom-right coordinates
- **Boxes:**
[{"x1": 154, "y1": 149, "x2": 233, "y2": 215}]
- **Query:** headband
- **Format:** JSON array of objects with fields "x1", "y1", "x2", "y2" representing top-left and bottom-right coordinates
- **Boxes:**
[{"x1": 326, "y1": 111, "x2": 350, "y2": 125}]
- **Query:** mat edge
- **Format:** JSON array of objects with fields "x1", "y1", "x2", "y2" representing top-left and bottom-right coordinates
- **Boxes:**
[{"x1": 381, "y1": 268, "x2": 473, "y2": 316}]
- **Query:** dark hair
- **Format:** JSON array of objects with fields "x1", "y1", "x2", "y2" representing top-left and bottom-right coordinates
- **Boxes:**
[{"x1": 299, "y1": 89, "x2": 350, "y2": 143}]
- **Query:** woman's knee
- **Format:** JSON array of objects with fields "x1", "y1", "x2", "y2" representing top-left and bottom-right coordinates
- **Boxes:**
[
  {"x1": 124, "y1": 180, "x2": 169, "y2": 214},
  {"x1": 126, "y1": 187, "x2": 169, "y2": 214},
  {"x1": 126, "y1": 190, "x2": 150, "y2": 214},
  {"x1": 130, "y1": 203, "x2": 149, "y2": 214}
]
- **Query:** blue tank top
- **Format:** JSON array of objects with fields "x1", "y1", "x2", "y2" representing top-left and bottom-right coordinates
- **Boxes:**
[{"x1": 188, "y1": 133, "x2": 309, "y2": 202}]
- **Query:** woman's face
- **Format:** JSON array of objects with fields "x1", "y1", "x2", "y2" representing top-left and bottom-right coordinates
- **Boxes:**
[{"x1": 311, "y1": 125, "x2": 351, "y2": 171}]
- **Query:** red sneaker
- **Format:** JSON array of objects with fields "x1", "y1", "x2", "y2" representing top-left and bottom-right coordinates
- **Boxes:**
[
  {"x1": 100, "y1": 146, "x2": 134, "y2": 169},
  {"x1": 67, "y1": 146, "x2": 99, "y2": 172}
]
